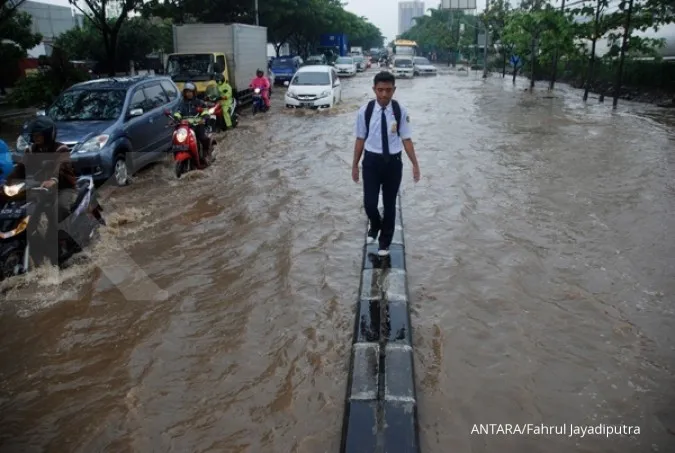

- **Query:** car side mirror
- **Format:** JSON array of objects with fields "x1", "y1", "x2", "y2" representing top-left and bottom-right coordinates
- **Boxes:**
[
  {"x1": 214, "y1": 63, "x2": 223, "y2": 73},
  {"x1": 128, "y1": 108, "x2": 143, "y2": 117},
  {"x1": 163, "y1": 108, "x2": 172, "y2": 117},
  {"x1": 283, "y1": 81, "x2": 289, "y2": 86}
]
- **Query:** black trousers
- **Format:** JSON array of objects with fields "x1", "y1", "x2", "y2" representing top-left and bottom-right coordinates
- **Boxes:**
[{"x1": 362, "y1": 150, "x2": 402, "y2": 248}]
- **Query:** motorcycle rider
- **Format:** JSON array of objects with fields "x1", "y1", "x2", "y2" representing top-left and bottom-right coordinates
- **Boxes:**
[
  {"x1": 5, "y1": 116, "x2": 79, "y2": 264},
  {"x1": 214, "y1": 74, "x2": 234, "y2": 129},
  {"x1": 249, "y1": 69, "x2": 271, "y2": 110},
  {"x1": 176, "y1": 82, "x2": 211, "y2": 164}
]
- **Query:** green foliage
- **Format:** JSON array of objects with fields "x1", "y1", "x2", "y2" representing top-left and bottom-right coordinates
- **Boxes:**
[
  {"x1": 0, "y1": 10, "x2": 42, "y2": 88},
  {"x1": 139, "y1": 0, "x2": 384, "y2": 55},
  {"x1": 55, "y1": 16, "x2": 173, "y2": 70},
  {"x1": 401, "y1": 9, "x2": 477, "y2": 52},
  {"x1": 8, "y1": 47, "x2": 89, "y2": 107}
]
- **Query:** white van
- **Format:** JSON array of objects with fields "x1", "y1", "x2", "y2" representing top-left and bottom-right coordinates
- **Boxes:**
[
  {"x1": 284, "y1": 65, "x2": 342, "y2": 109},
  {"x1": 391, "y1": 57, "x2": 414, "y2": 78}
]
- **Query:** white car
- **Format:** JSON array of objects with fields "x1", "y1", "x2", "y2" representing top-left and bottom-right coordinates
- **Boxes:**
[
  {"x1": 284, "y1": 65, "x2": 342, "y2": 109},
  {"x1": 413, "y1": 56, "x2": 437, "y2": 76},
  {"x1": 334, "y1": 56, "x2": 357, "y2": 76},
  {"x1": 391, "y1": 57, "x2": 414, "y2": 78}
]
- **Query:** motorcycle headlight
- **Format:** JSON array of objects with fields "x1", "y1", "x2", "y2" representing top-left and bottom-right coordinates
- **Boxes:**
[
  {"x1": 208, "y1": 106, "x2": 216, "y2": 115},
  {"x1": 175, "y1": 128, "x2": 188, "y2": 143},
  {"x1": 77, "y1": 134, "x2": 109, "y2": 153},
  {"x1": 16, "y1": 135, "x2": 29, "y2": 152},
  {"x1": 254, "y1": 88, "x2": 261, "y2": 94},
  {"x1": 3, "y1": 182, "x2": 25, "y2": 197}
]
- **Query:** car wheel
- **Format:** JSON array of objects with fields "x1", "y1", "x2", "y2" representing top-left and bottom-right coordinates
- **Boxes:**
[{"x1": 113, "y1": 154, "x2": 130, "y2": 186}]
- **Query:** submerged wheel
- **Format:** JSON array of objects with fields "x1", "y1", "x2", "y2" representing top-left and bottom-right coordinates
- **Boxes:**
[
  {"x1": 113, "y1": 155, "x2": 130, "y2": 186},
  {"x1": 0, "y1": 247, "x2": 24, "y2": 281}
]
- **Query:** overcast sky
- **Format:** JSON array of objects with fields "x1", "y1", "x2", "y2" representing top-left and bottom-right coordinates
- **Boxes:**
[{"x1": 344, "y1": 0, "x2": 489, "y2": 44}]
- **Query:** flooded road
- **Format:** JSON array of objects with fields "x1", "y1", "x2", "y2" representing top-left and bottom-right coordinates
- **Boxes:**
[{"x1": 1, "y1": 70, "x2": 674, "y2": 453}]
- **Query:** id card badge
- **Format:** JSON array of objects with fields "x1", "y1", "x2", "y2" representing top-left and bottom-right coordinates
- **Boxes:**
[{"x1": 391, "y1": 121, "x2": 397, "y2": 133}]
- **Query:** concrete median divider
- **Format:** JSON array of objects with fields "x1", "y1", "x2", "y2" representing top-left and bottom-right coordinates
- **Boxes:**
[{"x1": 340, "y1": 195, "x2": 420, "y2": 453}]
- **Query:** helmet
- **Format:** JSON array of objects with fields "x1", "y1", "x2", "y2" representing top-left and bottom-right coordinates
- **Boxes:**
[
  {"x1": 27, "y1": 116, "x2": 56, "y2": 150},
  {"x1": 256, "y1": 69, "x2": 264, "y2": 76},
  {"x1": 183, "y1": 82, "x2": 196, "y2": 93}
]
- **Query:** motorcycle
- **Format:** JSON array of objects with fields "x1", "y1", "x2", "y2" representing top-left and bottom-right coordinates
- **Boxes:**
[
  {"x1": 0, "y1": 176, "x2": 105, "y2": 280},
  {"x1": 204, "y1": 95, "x2": 239, "y2": 131},
  {"x1": 165, "y1": 109, "x2": 217, "y2": 178},
  {"x1": 251, "y1": 87, "x2": 268, "y2": 115}
]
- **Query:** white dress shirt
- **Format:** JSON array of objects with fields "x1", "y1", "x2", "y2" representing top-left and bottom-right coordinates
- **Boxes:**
[{"x1": 354, "y1": 101, "x2": 412, "y2": 154}]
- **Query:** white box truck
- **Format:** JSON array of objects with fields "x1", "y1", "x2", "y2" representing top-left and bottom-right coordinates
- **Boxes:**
[{"x1": 167, "y1": 23, "x2": 273, "y2": 104}]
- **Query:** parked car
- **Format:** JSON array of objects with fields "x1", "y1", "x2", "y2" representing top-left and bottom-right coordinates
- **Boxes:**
[
  {"x1": 391, "y1": 57, "x2": 414, "y2": 78},
  {"x1": 334, "y1": 56, "x2": 357, "y2": 76},
  {"x1": 305, "y1": 54, "x2": 327, "y2": 65},
  {"x1": 413, "y1": 56, "x2": 437, "y2": 76},
  {"x1": 284, "y1": 65, "x2": 342, "y2": 109},
  {"x1": 14, "y1": 75, "x2": 182, "y2": 186}
]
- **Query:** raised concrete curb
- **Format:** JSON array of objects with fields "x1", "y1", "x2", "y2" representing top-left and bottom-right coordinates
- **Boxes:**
[{"x1": 341, "y1": 195, "x2": 420, "y2": 453}]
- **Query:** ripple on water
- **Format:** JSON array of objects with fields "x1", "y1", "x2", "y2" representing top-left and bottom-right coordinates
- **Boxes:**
[{"x1": 1, "y1": 72, "x2": 674, "y2": 453}]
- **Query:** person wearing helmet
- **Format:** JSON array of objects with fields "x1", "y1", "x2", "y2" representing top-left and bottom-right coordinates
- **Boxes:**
[
  {"x1": 249, "y1": 69, "x2": 271, "y2": 109},
  {"x1": 214, "y1": 74, "x2": 234, "y2": 129},
  {"x1": 176, "y1": 82, "x2": 211, "y2": 162},
  {"x1": 5, "y1": 116, "x2": 79, "y2": 264}
]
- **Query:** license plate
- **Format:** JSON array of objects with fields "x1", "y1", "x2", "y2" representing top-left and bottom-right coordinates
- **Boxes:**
[
  {"x1": 300, "y1": 102, "x2": 312, "y2": 107},
  {"x1": 173, "y1": 145, "x2": 189, "y2": 152},
  {"x1": 0, "y1": 208, "x2": 23, "y2": 219}
]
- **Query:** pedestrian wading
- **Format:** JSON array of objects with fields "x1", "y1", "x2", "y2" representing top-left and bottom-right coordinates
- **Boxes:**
[{"x1": 340, "y1": 195, "x2": 420, "y2": 453}]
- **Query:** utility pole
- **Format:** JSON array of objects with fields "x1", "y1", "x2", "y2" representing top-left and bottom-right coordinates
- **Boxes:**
[
  {"x1": 549, "y1": 0, "x2": 567, "y2": 90},
  {"x1": 254, "y1": 0, "x2": 259, "y2": 25},
  {"x1": 483, "y1": 0, "x2": 490, "y2": 78},
  {"x1": 583, "y1": 0, "x2": 602, "y2": 101},
  {"x1": 613, "y1": 0, "x2": 633, "y2": 108}
]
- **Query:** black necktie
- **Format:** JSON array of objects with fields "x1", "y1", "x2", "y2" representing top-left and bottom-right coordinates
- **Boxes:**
[{"x1": 381, "y1": 107, "x2": 390, "y2": 157}]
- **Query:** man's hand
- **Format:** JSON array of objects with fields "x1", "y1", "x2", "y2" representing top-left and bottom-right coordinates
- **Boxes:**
[
  {"x1": 412, "y1": 164, "x2": 420, "y2": 183},
  {"x1": 41, "y1": 179, "x2": 56, "y2": 189},
  {"x1": 352, "y1": 165, "x2": 359, "y2": 183}
]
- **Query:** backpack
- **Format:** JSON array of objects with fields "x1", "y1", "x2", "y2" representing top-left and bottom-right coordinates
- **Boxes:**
[{"x1": 364, "y1": 99, "x2": 402, "y2": 139}]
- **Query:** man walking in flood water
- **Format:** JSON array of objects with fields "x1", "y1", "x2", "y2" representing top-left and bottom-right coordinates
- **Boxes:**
[{"x1": 352, "y1": 71, "x2": 421, "y2": 256}]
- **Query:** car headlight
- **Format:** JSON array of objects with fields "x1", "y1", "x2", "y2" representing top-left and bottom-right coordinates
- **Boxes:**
[
  {"x1": 77, "y1": 134, "x2": 109, "y2": 153},
  {"x1": 320, "y1": 90, "x2": 331, "y2": 98},
  {"x1": 16, "y1": 135, "x2": 29, "y2": 152},
  {"x1": 286, "y1": 92, "x2": 297, "y2": 99},
  {"x1": 3, "y1": 182, "x2": 25, "y2": 197}
]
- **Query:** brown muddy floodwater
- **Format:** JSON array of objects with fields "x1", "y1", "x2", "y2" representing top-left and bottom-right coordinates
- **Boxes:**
[{"x1": 1, "y1": 70, "x2": 674, "y2": 453}]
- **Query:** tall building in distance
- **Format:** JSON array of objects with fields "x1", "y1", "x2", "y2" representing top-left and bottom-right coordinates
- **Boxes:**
[{"x1": 398, "y1": 1, "x2": 425, "y2": 36}]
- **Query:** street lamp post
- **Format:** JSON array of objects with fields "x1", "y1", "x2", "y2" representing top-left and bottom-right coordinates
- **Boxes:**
[
  {"x1": 255, "y1": 0, "x2": 259, "y2": 25},
  {"x1": 483, "y1": 0, "x2": 489, "y2": 78}
]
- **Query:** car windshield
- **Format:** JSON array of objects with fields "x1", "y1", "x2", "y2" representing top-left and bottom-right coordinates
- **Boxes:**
[
  {"x1": 166, "y1": 54, "x2": 213, "y2": 81},
  {"x1": 353, "y1": 57, "x2": 363, "y2": 62},
  {"x1": 47, "y1": 89, "x2": 126, "y2": 121},
  {"x1": 272, "y1": 58, "x2": 294, "y2": 68},
  {"x1": 336, "y1": 57, "x2": 353, "y2": 64},
  {"x1": 394, "y1": 59, "x2": 413, "y2": 68},
  {"x1": 414, "y1": 57, "x2": 430, "y2": 65},
  {"x1": 291, "y1": 71, "x2": 330, "y2": 86}
]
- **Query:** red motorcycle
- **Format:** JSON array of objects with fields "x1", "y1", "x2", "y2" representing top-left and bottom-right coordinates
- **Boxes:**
[{"x1": 164, "y1": 108, "x2": 217, "y2": 178}]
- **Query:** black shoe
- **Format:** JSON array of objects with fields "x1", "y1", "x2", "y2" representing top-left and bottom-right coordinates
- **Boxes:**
[{"x1": 367, "y1": 228, "x2": 379, "y2": 244}]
